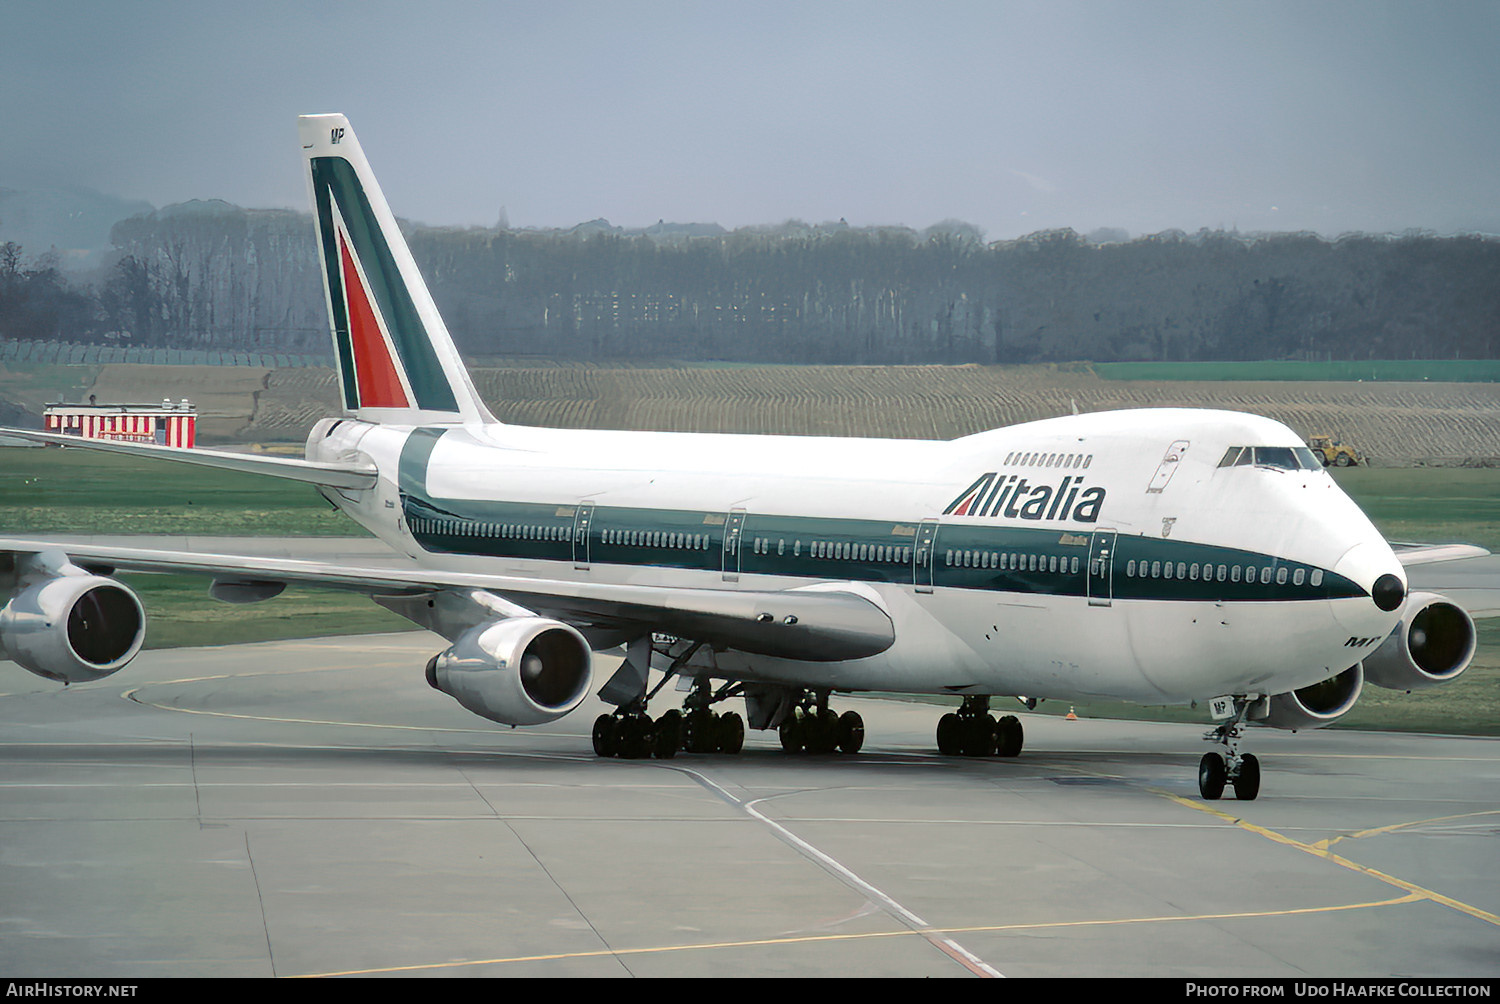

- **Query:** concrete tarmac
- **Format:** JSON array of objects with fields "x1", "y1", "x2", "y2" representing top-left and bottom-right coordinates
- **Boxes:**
[{"x1": 1, "y1": 633, "x2": 1497, "y2": 979}]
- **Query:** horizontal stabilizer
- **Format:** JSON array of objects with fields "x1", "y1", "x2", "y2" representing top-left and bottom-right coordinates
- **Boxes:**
[{"x1": 0, "y1": 428, "x2": 377, "y2": 490}]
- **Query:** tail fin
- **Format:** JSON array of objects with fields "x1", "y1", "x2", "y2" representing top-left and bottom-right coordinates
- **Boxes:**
[{"x1": 300, "y1": 114, "x2": 494, "y2": 426}]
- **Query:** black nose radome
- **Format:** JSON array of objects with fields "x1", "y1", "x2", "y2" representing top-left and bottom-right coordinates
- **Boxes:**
[{"x1": 1372, "y1": 574, "x2": 1406, "y2": 613}]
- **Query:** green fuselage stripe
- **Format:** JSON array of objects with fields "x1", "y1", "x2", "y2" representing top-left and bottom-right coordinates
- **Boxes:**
[{"x1": 396, "y1": 429, "x2": 1365, "y2": 604}]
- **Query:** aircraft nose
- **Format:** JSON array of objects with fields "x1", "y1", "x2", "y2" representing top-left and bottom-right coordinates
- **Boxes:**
[{"x1": 1331, "y1": 539, "x2": 1407, "y2": 630}]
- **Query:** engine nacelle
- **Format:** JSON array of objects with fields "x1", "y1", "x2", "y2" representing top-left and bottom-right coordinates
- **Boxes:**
[
  {"x1": 1256, "y1": 663, "x2": 1363, "y2": 730},
  {"x1": 1363, "y1": 592, "x2": 1475, "y2": 692},
  {"x1": 425, "y1": 617, "x2": 592, "y2": 726},
  {"x1": 0, "y1": 573, "x2": 146, "y2": 684}
]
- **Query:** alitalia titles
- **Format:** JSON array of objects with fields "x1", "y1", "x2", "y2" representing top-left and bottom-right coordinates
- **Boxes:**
[{"x1": 944, "y1": 473, "x2": 1106, "y2": 523}]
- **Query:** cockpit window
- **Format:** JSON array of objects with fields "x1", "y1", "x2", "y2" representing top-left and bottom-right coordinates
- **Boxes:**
[
  {"x1": 1220, "y1": 445, "x2": 1325, "y2": 471},
  {"x1": 1253, "y1": 446, "x2": 1301, "y2": 470}
]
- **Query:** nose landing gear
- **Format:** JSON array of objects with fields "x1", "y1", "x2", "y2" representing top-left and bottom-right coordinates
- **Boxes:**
[{"x1": 1199, "y1": 698, "x2": 1261, "y2": 800}]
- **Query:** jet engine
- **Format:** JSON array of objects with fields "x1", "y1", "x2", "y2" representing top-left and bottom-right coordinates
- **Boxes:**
[
  {"x1": 1362, "y1": 592, "x2": 1475, "y2": 692},
  {"x1": 0, "y1": 571, "x2": 146, "y2": 684},
  {"x1": 425, "y1": 617, "x2": 592, "y2": 726},
  {"x1": 1256, "y1": 663, "x2": 1363, "y2": 730}
]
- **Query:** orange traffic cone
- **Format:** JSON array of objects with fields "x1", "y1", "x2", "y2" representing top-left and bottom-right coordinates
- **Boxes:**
[{"x1": 1065, "y1": 706, "x2": 1078, "y2": 720}]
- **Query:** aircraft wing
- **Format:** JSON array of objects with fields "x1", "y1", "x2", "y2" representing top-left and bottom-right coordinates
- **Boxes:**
[
  {"x1": 1391, "y1": 542, "x2": 1491, "y2": 566},
  {"x1": 0, "y1": 536, "x2": 895, "y2": 662},
  {"x1": 1397, "y1": 545, "x2": 1500, "y2": 619},
  {"x1": 0, "y1": 428, "x2": 377, "y2": 490}
]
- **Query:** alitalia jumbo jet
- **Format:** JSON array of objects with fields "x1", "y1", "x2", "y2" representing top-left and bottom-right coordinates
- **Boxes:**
[{"x1": 0, "y1": 115, "x2": 1484, "y2": 801}]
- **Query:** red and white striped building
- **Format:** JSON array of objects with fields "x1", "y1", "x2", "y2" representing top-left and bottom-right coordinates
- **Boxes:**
[{"x1": 43, "y1": 399, "x2": 197, "y2": 448}]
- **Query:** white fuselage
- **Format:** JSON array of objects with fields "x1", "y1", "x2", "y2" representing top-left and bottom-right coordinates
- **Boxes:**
[{"x1": 308, "y1": 407, "x2": 1406, "y2": 706}]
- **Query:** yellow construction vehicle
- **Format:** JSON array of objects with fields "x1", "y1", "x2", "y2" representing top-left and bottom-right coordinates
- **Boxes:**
[{"x1": 1307, "y1": 434, "x2": 1363, "y2": 467}]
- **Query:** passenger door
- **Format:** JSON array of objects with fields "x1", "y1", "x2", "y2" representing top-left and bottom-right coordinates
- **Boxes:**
[{"x1": 1087, "y1": 528, "x2": 1117, "y2": 607}]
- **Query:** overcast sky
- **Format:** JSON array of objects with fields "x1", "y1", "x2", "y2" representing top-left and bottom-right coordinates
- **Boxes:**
[{"x1": 3, "y1": 0, "x2": 1497, "y2": 239}]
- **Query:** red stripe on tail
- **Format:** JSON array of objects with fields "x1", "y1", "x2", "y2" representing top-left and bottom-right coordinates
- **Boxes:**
[{"x1": 339, "y1": 230, "x2": 411, "y2": 409}]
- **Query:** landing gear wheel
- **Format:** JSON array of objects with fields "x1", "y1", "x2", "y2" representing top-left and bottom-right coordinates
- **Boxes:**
[
  {"x1": 718, "y1": 712, "x2": 745, "y2": 754},
  {"x1": 963, "y1": 715, "x2": 998, "y2": 757},
  {"x1": 617, "y1": 715, "x2": 654, "y2": 760},
  {"x1": 995, "y1": 715, "x2": 1024, "y2": 758},
  {"x1": 837, "y1": 711, "x2": 865, "y2": 754},
  {"x1": 779, "y1": 715, "x2": 804, "y2": 753},
  {"x1": 808, "y1": 708, "x2": 840, "y2": 754},
  {"x1": 936, "y1": 712, "x2": 962, "y2": 755},
  {"x1": 592, "y1": 714, "x2": 618, "y2": 757},
  {"x1": 683, "y1": 710, "x2": 714, "y2": 753},
  {"x1": 653, "y1": 709, "x2": 682, "y2": 759},
  {"x1": 1198, "y1": 751, "x2": 1227, "y2": 800},
  {"x1": 1232, "y1": 752, "x2": 1261, "y2": 800}
]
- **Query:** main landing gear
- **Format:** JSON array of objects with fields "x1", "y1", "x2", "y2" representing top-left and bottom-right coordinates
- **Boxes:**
[
  {"x1": 592, "y1": 676, "x2": 746, "y2": 760},
  {"x1": 1198, "y1": 699, "x2": 1261, "y2": 801},
  {"x1": 936, "y1": 695, "x2": 1024, "y2": 758},
  {"x1": 777, "y1": 690, "x2": 864, "y2": 755}
]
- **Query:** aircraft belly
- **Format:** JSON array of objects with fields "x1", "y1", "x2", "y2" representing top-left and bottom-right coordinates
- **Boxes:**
[{"x1": 1125, "y1": 598, "x2": 1355, "y2": 702}]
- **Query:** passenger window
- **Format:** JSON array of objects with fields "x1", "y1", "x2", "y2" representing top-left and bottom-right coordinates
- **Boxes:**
[
  {"x1": 1260, "y1": 567, "x2": 1273, "y2": 584},
  {"x1": 1217, "y1": 564, "x2": 1227, "y2": 581},
  {"x1": 1231, "y1": 565, "x2": 1241, "y2": 582},
  {"x1": 1276, "y1": 567, "x2": 1288, "y2": 585},
  {"x1": 1151, "y1": 560, "x2": 1161, "y2": 577},
  {"x1": 1177, "y1": 562, "x2": 1187, "y2": 579},
  {"x1": 1293, "y1": 568, "x2": 1304, "y2": 585},
  {"x1": 1311, "y1": 569, "x2": 1323, "y2": 586}
]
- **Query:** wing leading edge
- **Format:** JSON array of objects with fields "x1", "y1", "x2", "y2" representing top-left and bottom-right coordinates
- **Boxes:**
[{"x1": 0, "y1": 536, "x2": 895, "y2": 663}]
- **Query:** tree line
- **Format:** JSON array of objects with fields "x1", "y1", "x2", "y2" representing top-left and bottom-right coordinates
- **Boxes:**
[{"x1": 2, "y1": 202, "x2": 1497, "y2": 363}]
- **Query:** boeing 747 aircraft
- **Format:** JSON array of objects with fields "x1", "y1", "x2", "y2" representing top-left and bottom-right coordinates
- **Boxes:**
[{"x1": 0, "y1": 116, "x2": 1483, "y2": 800}]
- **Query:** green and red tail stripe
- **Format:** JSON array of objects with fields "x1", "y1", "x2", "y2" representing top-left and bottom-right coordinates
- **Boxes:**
[{"x1": 300, "y1": 114, "x2": 492, "y2": 425}]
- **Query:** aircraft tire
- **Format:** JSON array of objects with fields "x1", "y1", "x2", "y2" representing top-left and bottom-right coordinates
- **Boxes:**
[
  {"x1": 1232, "y1": 753, "x2": 1261, "y2": 800},
  {"x1": 936, "y1": 713, "x2": 962, "y2": 755},
  {"x1": 654, "y1": 709, "x2": 682, "y2": 759},
  {"x1": 996, "y1": 715, "x2": 1024, "y2": 757},
  {"x1": 964, "y1": 716, "x2": 998, "y2": 757},
  {"x1": 618, "y1": 716, "x2": 653, "y2": 759},
  {"x1": 718, "y1": 712, "x2": 745, "y2": 754},
  {"x1": 1198, "y1": 752, "x2": 1227, "y2": 800},
  {"x1": 779, "y1": 716, "x2": 804, "y2": 753},
  {"x1": 837, "y1": 711, "x2": 865, "y2": 754},
  {"x1": 592, "y1": 714, "x2": 619, "y2": 757}
]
